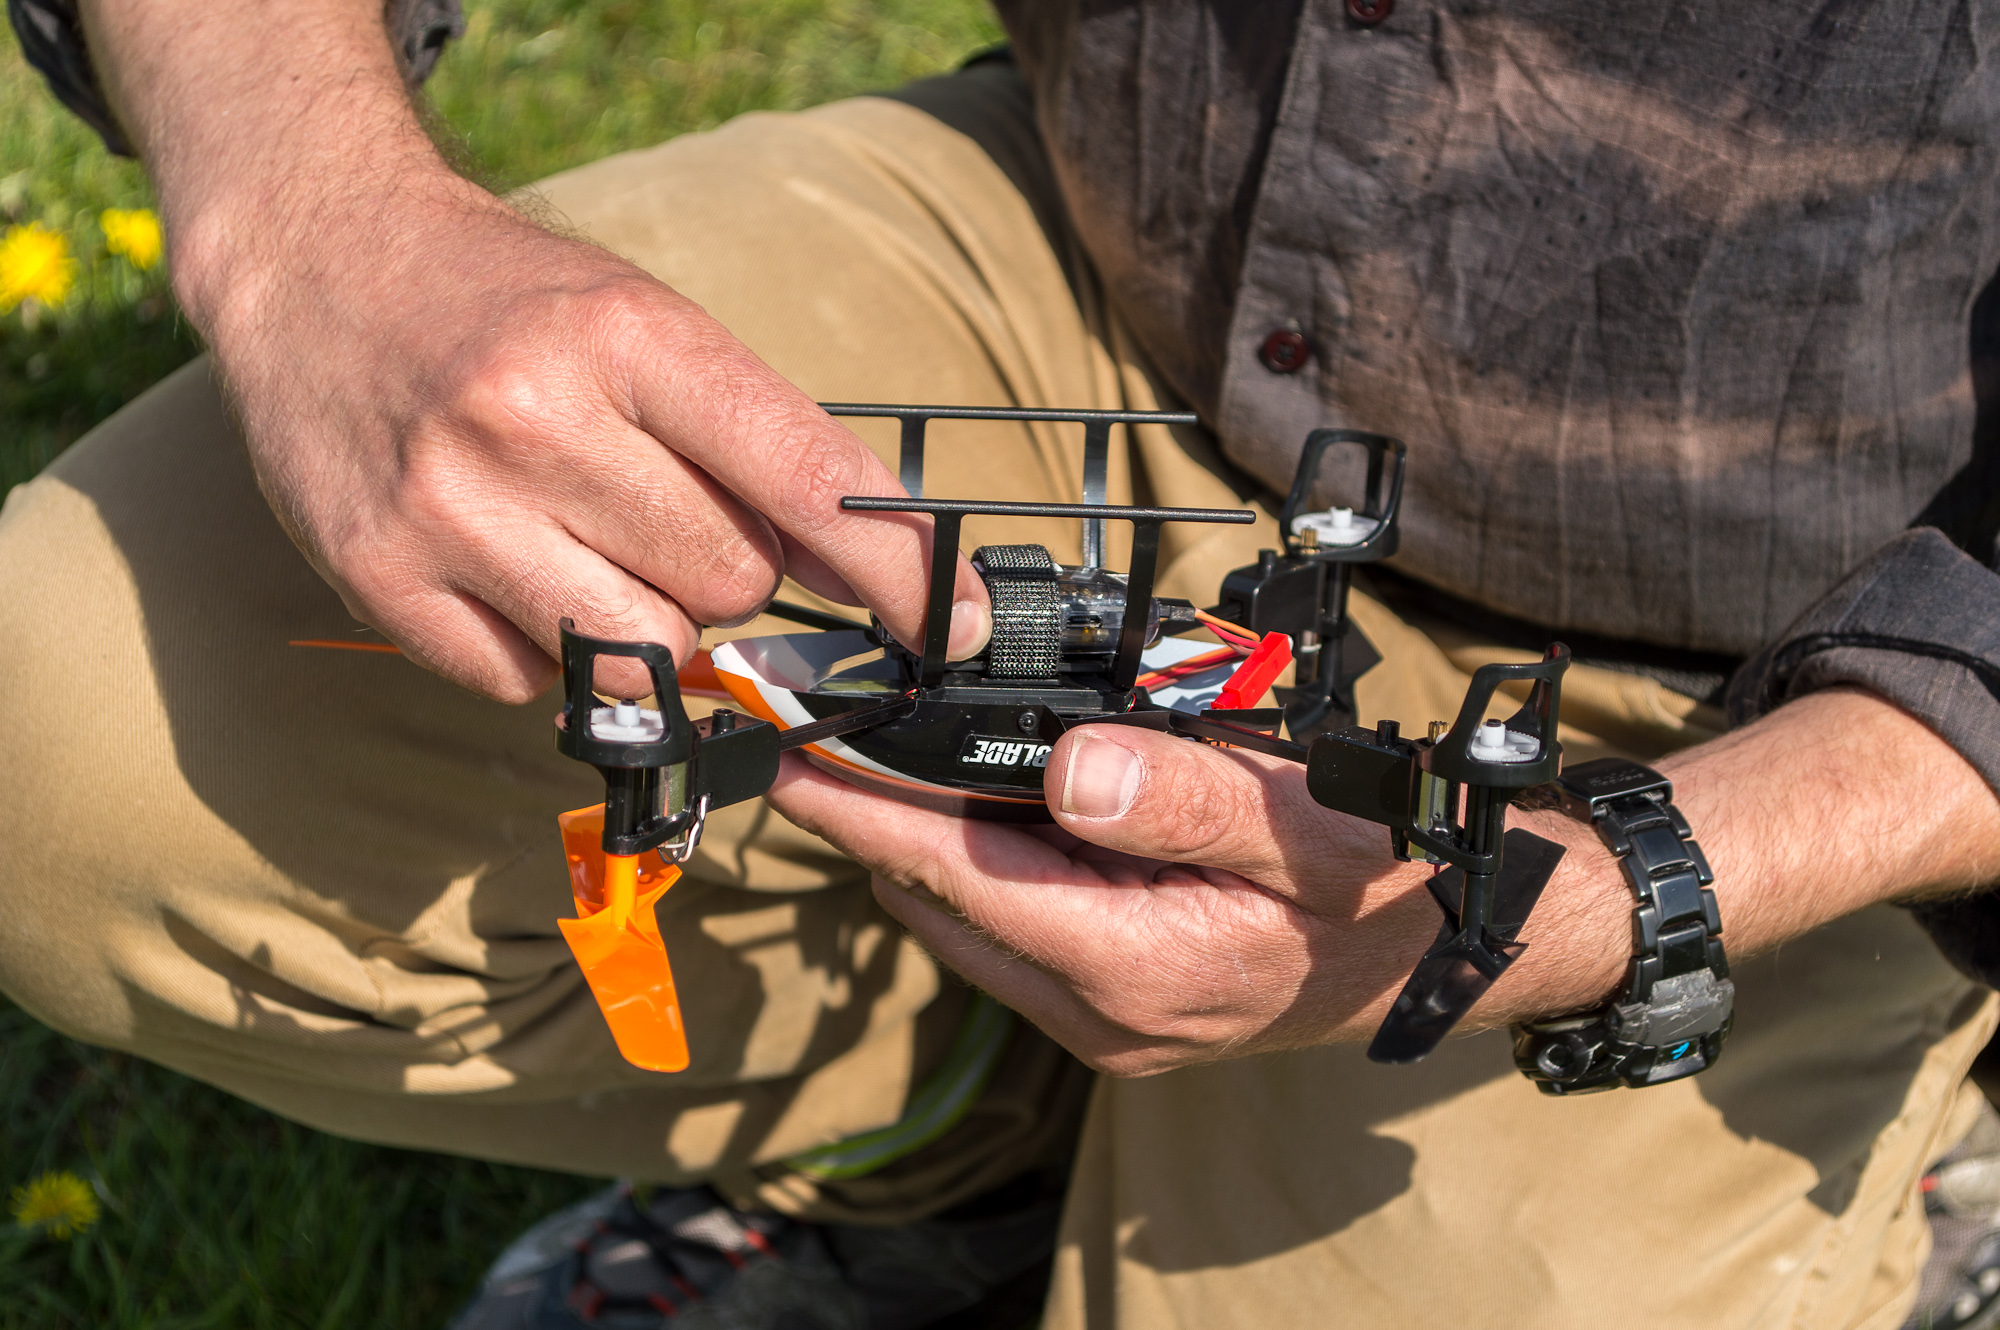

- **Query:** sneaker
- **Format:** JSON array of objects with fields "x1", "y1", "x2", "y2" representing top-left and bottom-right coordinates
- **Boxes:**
[
  {"x1": 448, "y1": 1176, "x2": 1062, "y2": 1330},
  {"x1": 1905, "y1": 1102, "x2": 2000, "y2": 1330}
]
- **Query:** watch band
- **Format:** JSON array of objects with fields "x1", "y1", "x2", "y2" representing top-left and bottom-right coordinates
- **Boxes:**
[{"x1": 1513, "y1": 758, "x2": 1734, "y2": 1095}]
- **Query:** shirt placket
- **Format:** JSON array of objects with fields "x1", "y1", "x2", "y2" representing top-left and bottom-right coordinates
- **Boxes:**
[{"x1": 1216, "y1": 3, "x2": 1355, "y2": 495}]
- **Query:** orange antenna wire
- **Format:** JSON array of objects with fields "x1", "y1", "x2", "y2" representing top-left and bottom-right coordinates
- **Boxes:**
[{"x1": 288, "y1": 639, "x2": 404, "y2": 654}]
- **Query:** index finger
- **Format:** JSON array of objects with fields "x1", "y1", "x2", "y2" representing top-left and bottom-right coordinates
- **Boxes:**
[{"x1": 614, "y1": 305, "x2": 989, "y2": 654}]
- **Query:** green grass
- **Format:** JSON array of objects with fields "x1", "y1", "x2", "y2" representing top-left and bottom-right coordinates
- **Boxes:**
[
  {"x1": 0, "y1": 79, "x2": 192, "y2": 491},
  {"x1": 432, "y1": 0, "x2": 1007, "y2": 188},
  {"x1": 0, "y1": 3, "x2": 1002, "y2": 1325},
  {"x1": 0, "y1": 1004, "x2": 599, "y2": 1328}
]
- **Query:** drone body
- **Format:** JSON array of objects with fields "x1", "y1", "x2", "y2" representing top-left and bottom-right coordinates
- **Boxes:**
[
  {"x1": 552, "y1": 405, "x2": 1572, "y2": 1075},
  {"x1": 706, "y1": 626, "x2": 1253, "y2": 817}
]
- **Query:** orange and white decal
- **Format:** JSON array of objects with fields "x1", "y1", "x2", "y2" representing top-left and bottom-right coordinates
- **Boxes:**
[
  {"x1": 711, "y1": 633, "x2": 1041, "y2": 805},
  {"x1": 708, "y1": 631, "x2": 1240, "y2": 807}
]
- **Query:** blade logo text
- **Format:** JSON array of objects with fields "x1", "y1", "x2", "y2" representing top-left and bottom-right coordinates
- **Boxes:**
[{"x1": 959, "y1": 735, "x2": 1053, "y2": 769}]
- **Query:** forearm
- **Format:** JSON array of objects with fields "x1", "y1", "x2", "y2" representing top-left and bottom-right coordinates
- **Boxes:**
[
  {"x1": 1503, "y1": 687, "x2": 2000, "y2": 1026},
  {"x1": 75, "y1": 0, "x2": 476, "y2": 329}
]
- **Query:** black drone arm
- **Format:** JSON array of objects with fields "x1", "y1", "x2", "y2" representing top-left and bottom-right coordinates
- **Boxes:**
[
  {"x1": 1302, "y1": 644, "x2": 1573, "y2": 1063},
  {"x1": 1114, "y1": 644, "x2": 1574, "y2": 1063}
]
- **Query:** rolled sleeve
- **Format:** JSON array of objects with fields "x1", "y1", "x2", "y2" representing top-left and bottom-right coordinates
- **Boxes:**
[
  {"x1": 1728, "y1": 526, "x2": 2000, "y2": 984},
  {"x1": 6, "y1": 0, "x2": 463, "y2": 159}
]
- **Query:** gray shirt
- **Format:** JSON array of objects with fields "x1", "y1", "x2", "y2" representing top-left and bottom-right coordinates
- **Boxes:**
[
  {"x1": 995, "y1": 0, "x2": 2000, "y2": 656},
  {"x1": 988, "y1": 0, "x2": 2000, "y2": 975}
]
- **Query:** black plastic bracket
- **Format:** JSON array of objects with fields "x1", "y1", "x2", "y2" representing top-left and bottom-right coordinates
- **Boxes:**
[
  {"x1": 556, "y1": 619, "x2": 785, "y2": 857},
  {"x1": 1211, "y1": 429, "x2": 1406, "y2": 739},
  {"x1": 1275, "y1": 428, "x2": 1405, "y2": 564},
  {"x1": 556, "y1": 619, "x2": 702, "y2": 856},
  {"x1": 556, "y1": 621, "x2": 695, "y2": 771},
  {"x1": 837, "y1": 496, "x2": 1252, "y2": 693},
  {"x1": 819, "y1": 404, "x2": 1200, "y2": 569}
]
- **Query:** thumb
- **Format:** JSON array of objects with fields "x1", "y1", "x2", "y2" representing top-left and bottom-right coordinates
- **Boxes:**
[{"x1": 1048, "y1": 726, "x2": 1380, "y2": 882}]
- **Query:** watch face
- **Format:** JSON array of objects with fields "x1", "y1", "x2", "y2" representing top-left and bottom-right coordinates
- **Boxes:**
[{"x1": 1557, "y1": 757, "x2": 1671, "y2": 807}]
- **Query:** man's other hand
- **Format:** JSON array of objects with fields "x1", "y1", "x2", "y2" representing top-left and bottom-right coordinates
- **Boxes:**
[
  {"x1": 767, "y1": 726, "x2": 1486, "y2": 1076},
  {"x1": 769, "y1": 690, "x2": 2000, "y2": 1075}
]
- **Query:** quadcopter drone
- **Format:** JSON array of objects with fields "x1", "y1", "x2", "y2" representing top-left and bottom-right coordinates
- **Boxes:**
[{"x1": 549, "y1": 405, "x2": 1571, "y2": 1079}]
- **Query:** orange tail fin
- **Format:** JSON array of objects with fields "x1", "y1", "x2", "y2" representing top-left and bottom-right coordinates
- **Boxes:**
[{"x1": 555, "y1": 806, "x2": 690, "y2": 1073}]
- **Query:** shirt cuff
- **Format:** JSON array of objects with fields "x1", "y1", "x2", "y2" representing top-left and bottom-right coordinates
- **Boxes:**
[
  {"x1": 6, "y1": 0, "x2": 464, "y2": 159},
  {"x1": 1727, "y1": 526, "x2": 2000, "y2": 985}
]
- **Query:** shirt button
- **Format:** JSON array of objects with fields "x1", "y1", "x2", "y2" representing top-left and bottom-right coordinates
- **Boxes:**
[
  {"x1": 1258, "y1": 328, "x2": 1313, "y2": 374},
  {"x1": 1346, "y1": 0, "x2": 1393, "y2": 23}
]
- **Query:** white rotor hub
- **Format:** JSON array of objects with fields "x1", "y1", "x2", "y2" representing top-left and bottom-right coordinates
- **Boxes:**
[
  {"x1": 590, "y1": 700, "x2": 666, "y2": 743},
  {"x1": 1291, "y1": 507, "x2": 1378, "y2": 547},
  {"x1": 1467, "y1": 718, "x2": 1540, "y2": 763}
]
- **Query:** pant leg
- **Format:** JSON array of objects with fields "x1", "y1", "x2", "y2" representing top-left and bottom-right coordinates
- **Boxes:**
[
  {"x1": 1039, "y1": 585, "x2": 1995, "y2": 1330},
  {"x1": 0, "y1": 64, "x2": 1243, "y2": 1220}
]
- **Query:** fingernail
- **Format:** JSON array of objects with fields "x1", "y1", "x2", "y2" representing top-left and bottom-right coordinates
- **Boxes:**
[
  {"x1": 1060, "y1": 733, "x2": 1142, "y2": 818},
  {"x1": 946, "y1": 599, "x2": 991, "y2": 661}
]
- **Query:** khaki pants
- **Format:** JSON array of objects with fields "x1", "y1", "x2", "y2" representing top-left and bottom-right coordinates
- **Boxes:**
[{"x1": 0, "y1": 63, "x2": 1989, "y2": 1329}]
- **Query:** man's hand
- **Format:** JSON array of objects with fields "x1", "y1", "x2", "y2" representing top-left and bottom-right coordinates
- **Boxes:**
[
  {"x1": 771, "y1": 689, "x2": 2000, "y2": 1076},
  {"x1": 769, "y1": 725, "x2": 1608, "y2": 1076},
  {"x1": 772, "y1": 727, "x2": 1443, "y2": 1076},
  {"x1": 195, "y1": 179, "x2": 990, "y2": 701},
  {"x1": 80, "y1": 0, "x2": 987, "y2": 700}
]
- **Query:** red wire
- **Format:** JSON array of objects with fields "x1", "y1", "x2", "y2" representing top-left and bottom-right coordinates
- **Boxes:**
[
  {"x1": 1135, "y1": 646, "x2": 1243, "y2": 689},
  {"x1": 1194, "y1": 611, "x2": 1259, "y2": 650},
  {"x1": 1137, "y1": 614, "x2": 1269, "y2": 691}
]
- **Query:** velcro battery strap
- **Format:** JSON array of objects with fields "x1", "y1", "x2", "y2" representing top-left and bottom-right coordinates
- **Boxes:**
[{"x1": 972, "y1": 545, "x2": 1063, "y2": 681}]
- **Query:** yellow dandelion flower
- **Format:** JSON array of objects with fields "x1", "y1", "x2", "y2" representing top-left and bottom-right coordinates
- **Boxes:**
[
  {"x1": 10, "y1": 1169, "x2": 100, "y2": 1240},
  {"x1": 0, "y1": 223, "x2": 75, "y2": 313},
  {"x1": 100, "y1": 207, "x2": 162, "y2": 271}
]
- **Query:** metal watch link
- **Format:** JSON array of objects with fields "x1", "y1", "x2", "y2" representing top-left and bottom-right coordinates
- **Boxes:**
[{"x1": 1512, "y1": 758, "x2": 1734, "y2": 1095}]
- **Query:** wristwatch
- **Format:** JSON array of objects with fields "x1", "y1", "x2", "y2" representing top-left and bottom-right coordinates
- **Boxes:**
[{"x1": 1512, "y1": 758, "x2": 1734, "y2": 1095}]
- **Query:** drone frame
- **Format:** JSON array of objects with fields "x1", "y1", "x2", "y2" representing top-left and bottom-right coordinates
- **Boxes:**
[{"x1": 554, "y1": 403, "x2": 1570, "y2": 1070}]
